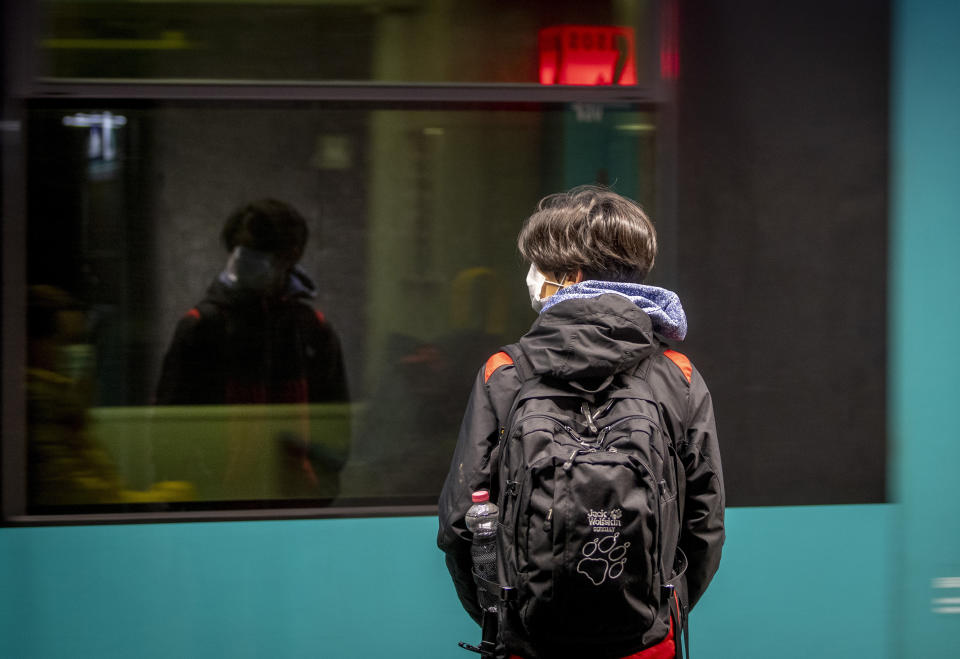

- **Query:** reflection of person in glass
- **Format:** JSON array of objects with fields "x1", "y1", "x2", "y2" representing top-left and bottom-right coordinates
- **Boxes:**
[
  {"x1": 352, "y1": 267, "x2": 509, "y2": 497},
  {"x1": 28, "y1": 285, "x2": 194, "y2": 507},
  {"x1": 28, "y1": 285, "x2": 120, "y2": 506},
  {"x1": 156, "y1": 199, "x2": 349, "y2": 406},
  {"x1": 155, "y1": 199, "x2": 350, "y2": 499}
]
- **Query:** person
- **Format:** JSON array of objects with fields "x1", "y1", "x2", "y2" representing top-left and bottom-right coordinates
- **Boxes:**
[
  {"x1": 437, "y1": 185, "x2": 725, "y2": 659},
  {"x1": 155, "y1": 199, "x2": 350, "y2": 498},
  {"x1": 348, "y1": 267, "x2": 509, "y2": 498},
  {"x1": 28, "y1": 285, "x2": 194, "y2": 507},
  {"x1": 155, "y1": 198, "x2": 349, "y2": 406}
]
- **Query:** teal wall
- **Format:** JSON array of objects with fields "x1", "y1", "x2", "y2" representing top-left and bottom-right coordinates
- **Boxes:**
[
  {"x1": 2, "y1": 0, "x2": 960, "y2": 656},
  {"x1": 890, "y1": 0, "x2": 960, "y2": 654},
  {"x1": 0, "y1": 506, "x2": 891, "y2": 659}
]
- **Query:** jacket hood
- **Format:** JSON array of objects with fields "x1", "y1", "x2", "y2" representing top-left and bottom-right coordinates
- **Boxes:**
[
  {"x1": 208, "y1": 265, "x2": 317, "y2": 306},
  {"x1": 517, "y1": 293, "x2": 661, "y2": 391}
]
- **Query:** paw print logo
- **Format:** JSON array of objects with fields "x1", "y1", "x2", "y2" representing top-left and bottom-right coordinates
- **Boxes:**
[{"x1": 576, "y1": 533, "x2": 630, "y2": 586}]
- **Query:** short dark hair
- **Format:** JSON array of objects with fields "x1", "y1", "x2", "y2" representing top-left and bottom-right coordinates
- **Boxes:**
[
  {"x1": 221, "y1": 199, "x2": 309, "y2": 262},
  {"x1": 517, "y1": 185, "x2": 657, "y2": 283}
]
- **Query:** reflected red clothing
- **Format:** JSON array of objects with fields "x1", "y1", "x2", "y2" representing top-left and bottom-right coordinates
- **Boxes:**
[
  {"x1": 156, "y1": 278, "x2": 348, "y2": 406},
  {"x1": 509, "y1": 620, "x2": 674, "y2": 659}
]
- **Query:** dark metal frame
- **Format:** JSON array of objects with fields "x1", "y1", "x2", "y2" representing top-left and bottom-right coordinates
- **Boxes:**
[
  {"x1": 1, "y1": 0, "x2": 33, "y2": 524},
  {"x1": 29, "y1": 80, "x2": 663, "y2": 104},
  {"x1": 1, "y1": 0, "x2": 677, "y2": 526}
]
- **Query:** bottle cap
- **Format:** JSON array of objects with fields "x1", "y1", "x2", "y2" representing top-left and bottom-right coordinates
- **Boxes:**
[{"x1": 471, "y1": 490, "x2": 490, "y2": 503}]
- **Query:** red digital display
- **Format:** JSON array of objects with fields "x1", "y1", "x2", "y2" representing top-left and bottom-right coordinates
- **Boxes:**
[{"x1": 538, "y1": 25, "x2": 637, "y2": 86}]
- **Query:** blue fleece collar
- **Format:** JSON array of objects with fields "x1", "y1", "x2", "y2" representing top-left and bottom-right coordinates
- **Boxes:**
[{"x1": 540, "y1": 280, "x2": 688, "y2": 341}]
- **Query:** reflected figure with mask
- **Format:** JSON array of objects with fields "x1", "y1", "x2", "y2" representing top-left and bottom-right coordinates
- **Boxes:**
[
  {"x1": 156, "y1": 199, "x2": 348, "y2": 406},
  {"x1": 155, "y1": 200, "x2": 350, "y2": 499}
]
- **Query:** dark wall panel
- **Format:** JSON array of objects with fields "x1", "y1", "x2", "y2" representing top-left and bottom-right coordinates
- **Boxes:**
[{"x1": 676, "y1": 0, "x2": 889, "y2": 505}]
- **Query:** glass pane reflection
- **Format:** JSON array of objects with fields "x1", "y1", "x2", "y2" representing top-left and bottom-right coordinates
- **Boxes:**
[
  {"x1": 39, "y1": 0, "x2": 654, "y2": 84},
  {"x1": 25, "y1": 103, "x2": 657, "y2": 511}
]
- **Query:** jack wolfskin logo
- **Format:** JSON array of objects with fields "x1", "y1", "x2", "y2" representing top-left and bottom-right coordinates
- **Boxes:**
[
  {"x1": 577, "y1": 532, "x2": 630, "y2": 586},
  {"x1": 587, "y1": 508, "x2": 622, "y2": 533}
]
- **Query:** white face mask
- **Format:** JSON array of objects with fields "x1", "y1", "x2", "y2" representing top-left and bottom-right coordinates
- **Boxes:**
[
  {"x1": 223, "y1": 246, "x2": 285, "y2": 292},
  {"x1": 525, "y1": 264, "x2": 565, "y2": 313}
]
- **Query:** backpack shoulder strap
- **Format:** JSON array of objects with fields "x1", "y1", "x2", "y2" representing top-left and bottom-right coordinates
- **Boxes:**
[
  {"x1": 192, "y1": 300, "x2": 225, "y2": 323},
  {"x1": 499, "y1": 342, "x2": 534, "y2": 383},
  {"x1": 629, "y1": 349, "x2": 688, "y2": 597},
  {"x1": 612, "y1": 352, "x2": 656, "y2": 401},
  {"x1": 495, "y1": 342, "x2": 537, "y2": 442},
  {"x1": 624, "y1": 345, "x2": 689, "y2": 392}
]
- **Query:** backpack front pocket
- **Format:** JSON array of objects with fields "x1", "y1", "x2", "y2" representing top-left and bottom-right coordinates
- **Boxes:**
[{"x1": 518, "y1": 451, "x2": 661, "y2": 644}]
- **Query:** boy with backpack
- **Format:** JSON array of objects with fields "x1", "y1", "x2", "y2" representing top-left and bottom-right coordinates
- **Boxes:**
[{"x1": 438, "y1": 185, "x2": 725, "y2": 659}]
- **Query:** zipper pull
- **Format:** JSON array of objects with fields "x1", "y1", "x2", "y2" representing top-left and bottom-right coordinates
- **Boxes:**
[
  {"x1": 563, "y1": 449, "x2": 578, "y2": 471},
  {"x1": 544, "y1": 508, "x2": 553, "y2": 532},
  {"x1": 581, "y1": 401, "x2": 599, "y2": 434},
  {"x1": 598, "y1": 426, "x2": 611, "y2": 447}
]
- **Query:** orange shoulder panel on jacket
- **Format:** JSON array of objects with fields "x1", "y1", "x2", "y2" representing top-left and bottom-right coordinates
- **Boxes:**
[
  {"x1": 663, "y1": 349, "x2": 693, "y2": 383},
  {"x1": 484, "y1": 351, "x2": 514, "y2": 383},
  {"x1": 186, "y1": 308, "x2": 201, "y2": 320}
]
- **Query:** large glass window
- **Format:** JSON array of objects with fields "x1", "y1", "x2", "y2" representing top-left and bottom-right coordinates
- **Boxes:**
[
  {"x1": 4, "y1": 0, "x2": 672, "y2": 520},
  {"x1": 14, "y1": 102, "x2": 660, "y2": 515}
]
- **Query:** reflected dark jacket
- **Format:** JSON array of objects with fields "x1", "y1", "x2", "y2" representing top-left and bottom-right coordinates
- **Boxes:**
[
  {"x1": 155, "y1": 273, "x2": 349, "y2": 406},
  {"x1": 437, "y1": 293, "x2": 725, "y2": 625}
]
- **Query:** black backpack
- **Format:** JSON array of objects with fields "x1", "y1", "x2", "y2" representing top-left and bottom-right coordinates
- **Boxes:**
[{"x1": 485, "y1": 343, "x2": 689, "y2": 659}]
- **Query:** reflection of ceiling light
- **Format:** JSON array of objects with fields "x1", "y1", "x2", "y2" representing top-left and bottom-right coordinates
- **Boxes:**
[
  {"x1": 62, "y1": 112, "x2": 126, "y2": 162},
  {"x1": 423, "y1": 127, "x2": 444, "y2": 136},
  {"x1": 62, "y1": 112, "x2": 127, "y2": 128},
  {"x1": 615, "y1": 123, "x2": 655, "y2": 133}
]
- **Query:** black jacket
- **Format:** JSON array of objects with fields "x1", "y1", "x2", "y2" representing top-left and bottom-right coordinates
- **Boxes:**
[
  {"x1": 437, "y1": 293, "x2": 725, "y2": 626},
  {"x1": 155, "y1": 275, "x2": 351, "y2": 499},
  {"x1": 156, "y1": 275, "x2": 349, "y2": 406}
]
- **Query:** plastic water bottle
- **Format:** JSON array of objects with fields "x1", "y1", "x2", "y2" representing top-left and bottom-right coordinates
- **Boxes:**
[{"x1": 465, "y1": 490, "x2": 499, "y2": 611}]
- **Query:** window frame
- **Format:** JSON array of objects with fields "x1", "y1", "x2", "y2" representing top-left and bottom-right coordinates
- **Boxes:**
[{"x1": 1, "y1": 0, "x2": 678, "y2": 526}]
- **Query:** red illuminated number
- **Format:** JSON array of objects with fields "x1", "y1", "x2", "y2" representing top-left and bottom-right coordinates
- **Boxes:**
[{"x1": 613, "y1": 33, "x2": 629, "y2": 83}]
